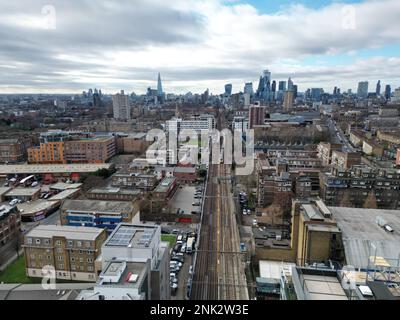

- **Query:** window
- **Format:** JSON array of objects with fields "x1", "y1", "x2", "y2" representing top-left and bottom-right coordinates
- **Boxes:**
[
  {"x1": 87, "y1": 258, "x2": 93, "y2": 263},
  {"x1": 79, "y1": 257, "x2": 83, "y2": 263},
  {"x1": 44, "y1": 239, "x2": 50, "y2": 245},
  {"x1": 71, "y1": 265, "x2": 76, "y2": 271},
  {"x1": 58, "y1": 264, "x2": 64, "y2": 269},
  {"x1": 27, "y1": 238, "x2": 33, "y2": 245},
  {"x1": 35, "y1": 239, "x2": 41, "y2": 245},
  {"x1": 85, "y1": 242, "x2": 91, "y2": 248},
  {"x1": 88, "y1": 266, "x2": 94, "y2": 272},
  {"x1": 55, "y1": 240, "x2": 62, "y2": 246},
  {"x1": 56, "y1": 248, "x2": 63, "y2": 254},
  {"x1": 30, "y1": 254, "x2": 35, "y2": 259},
  {"x1": 57, "y1": 256, "x2": 63, "y2": 261},
  {"x1": 67, "y1": 240, "x2": 73, "y2": 247},
  {"x1": 71, "y1": 257, "x2": 75, "y2": 262},
  {"x1": 77, "y1": 241, "x2": 82, "y2": 247}
]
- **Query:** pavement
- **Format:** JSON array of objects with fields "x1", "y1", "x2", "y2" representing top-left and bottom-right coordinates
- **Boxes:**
[{"x1": 170, "y1": 185, "x2": 202, "y2": 215}]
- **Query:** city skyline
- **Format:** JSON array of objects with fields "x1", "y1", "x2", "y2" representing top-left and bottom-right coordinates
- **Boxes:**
[{"x1": 0, "y1": 0, "x2": 399, "y2": 94}]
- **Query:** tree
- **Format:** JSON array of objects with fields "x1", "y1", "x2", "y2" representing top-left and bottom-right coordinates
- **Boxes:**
[
  {"x1": 364, "y1": 191, "x2": 378, "y2": 209},
  {"x1": 340, "y1": 191, "x2": 353, "y2": 208}
]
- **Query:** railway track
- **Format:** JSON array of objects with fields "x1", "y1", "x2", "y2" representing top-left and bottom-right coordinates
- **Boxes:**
[{"x1": 191, "y1": 164, "x2": 248, "y2": 300}]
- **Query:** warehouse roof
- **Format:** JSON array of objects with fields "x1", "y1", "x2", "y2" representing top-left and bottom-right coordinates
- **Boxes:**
[
  {"x1": 62, "y1": 199, "x2": 134, "y2": 214},
  {"x1": 330, "y1": 206, "x2": 400, "y2": 269},
  {"x1": 5, "y1": 188, "x2": 40, "y2": 197},
  {"x1": 17, "y1": 200, "x2": 60, "y2": 216},
  {"x1": 0, "y1": 164, "x2": 112, "y2": 175}
]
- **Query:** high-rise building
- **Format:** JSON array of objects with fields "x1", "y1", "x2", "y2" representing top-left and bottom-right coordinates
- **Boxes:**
[
  {"x1": 93, "y1": 93, "x2": 102, "y2": 109},
  {"x1": 283, "y1": 91, "x2": 295, "y2": 111},
  {"x1": 376, "y1": 80, "x2": 381, "y2": 96},
  {"x1": 224, "y1": 83, "x2": 233, "y2": 96},
  {"x1": 256, "y1": 70, "x2": 272, "y2": 102},
  {"x1": 293, "y1": 85, "x2": 298, "y2": 99},
  {"x1": 244, "y1": 82, "x2": 254, "y2": 95},
  {"x1": 357, "y1": 81, "x2": 369, "y2": 98},
  {"x1": 249, "y1": 103, "x2": 266, "y2": 129},
  {"x1": 287, "y1": 77, "x2": 294, "y2": 91},
  {"x1": 385, "y1": 85, "x2": 392, "y2": 100},
  {"x1": 271, "y1": 81, "x2": 276, "y2": 93},
  {"x1": 112, "y1": 91, "x2": 131, "y2": 121},
  {"x1": 278, "y1": 81, "x2": 286, "y2": 91},
  {"x1": 157, "y1": 73, "x2": 163, "y2": 96}
]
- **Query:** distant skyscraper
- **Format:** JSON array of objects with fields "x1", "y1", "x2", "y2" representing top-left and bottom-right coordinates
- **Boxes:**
[
  {"x1": 256, "y1": 69, "x2": 272, "y2": 102},
  {"x1": 385, "y1": 85, "x2": 392, "y2": 100},
  {"x1": 225, "y1": 83, "x2": 233, "y2": 95},
  {"x1": 376, "y1": 80, "x2": 381, "y2": 95},
  {"x1": 293, "y1": 85, "x2": 298, "y2": 99},
  {"x1": 93, "y1": 93, "x2": 102, "y2": 109},
  {"x1": 283, "y1": 91, "x2": 294, "y2": 111},
  {"x1": 112, "y1": 90, "x2": 131, "y2": 121},
  {"x1": 271, "y1": 81, "x2": 276, "y2": 93},
  {"x1": 278, "y1": 81, "x2": 286, "y2": 92},
  {"x1": 244, "y1": 82, "x2": 254, "y2": 95},
  {"x1": 157, "y1": 73, "x2": 163, "y2": 95},
  {"x1": 333, "y1": 87, "x2": 338, "y2": 95},
  {"x1": 287, "y1": 78, "x2": 294, "y2": 92},
  {"x1": 357, "y1": 81, "x2": 369, "y2": 98}
]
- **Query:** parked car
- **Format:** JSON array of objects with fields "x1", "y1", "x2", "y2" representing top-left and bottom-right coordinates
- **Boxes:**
[
  {"x1": 9, "y1": 199, "x2": 21, "y2": 206},
  {"x1": 180, "y1": 244, "x2": 187, "y2": 253},
  {"x1": 31, "y1": 181, "x2": 39, "y2": 187},
  {"x1": 189, "y1": 265, "x2": 193, "y2": 275}
]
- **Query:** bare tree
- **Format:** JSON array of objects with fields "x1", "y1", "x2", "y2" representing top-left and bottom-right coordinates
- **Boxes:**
[{"x1": 364, "y1": 191, "x2": 378, "y2": 209}]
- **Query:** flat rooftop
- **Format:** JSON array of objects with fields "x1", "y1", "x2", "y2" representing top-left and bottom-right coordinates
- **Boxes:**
[
  {"x1": 5, "y1": 188, "x2": 40, "y2": 197},
  {"x1": 50, "y1": 182, "x2": 82, "y2": 190},
  {"x1": 300, "y1": 273, "x2": 348, "y2": 300},
  {"x1": 259, "y1": 260, "x2": 296, "y2": 280},
  {"x1": 330, "y1": 206, "x2": 400, "y2": 269},
  {"x1": 62, "y1": 199, "x2": 134, "y2": 214},
  {"x1": 17, "y1": 200, "x2": 60, "y2": 215},
  {"x1": 105, "y1": 224, "x2": 159, "y2": 248},
  {"x1": 154, "y1": 177, "x2": 176, "y2": 193},
  {"x1": 88, "y1": 188, "x2": 140, "y2": 196},
  {"x1": 0, "y1": 187, "x2": 12, "y2": 196},
  {"x1": 25, "y1": 224, "x2": 104, "y2": 241},
  {"x1": 99, "y1": 261, "x2": 147, "y2": 288},
  {"x1": 49, "y1": 189, "x2": 80, "y2": 201},
  {"x1": 0, "y1": 164, "x2": 112, "y2": 174}
]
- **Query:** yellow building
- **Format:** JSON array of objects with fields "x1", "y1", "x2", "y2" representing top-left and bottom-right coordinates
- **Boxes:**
[
  {"x1": 28, "y1": 142, "x2": 66, "y2": 164},
  {"x1": 255, "y1": 199, "x2": 344, "y2": 266}
]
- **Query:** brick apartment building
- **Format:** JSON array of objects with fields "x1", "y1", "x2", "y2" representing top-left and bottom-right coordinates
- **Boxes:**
[
  {"x1": 0, "y1": 139, "x2": 26, "y2": 163},
  {"x1": 320, "y1": 166, "x2": 400, "y2": 209},
  {"x1": 28, "y1": 136, "x2": 116, "y2": 164},
  {"x1": 23, "y1": 225, "x2": 107, "y2": 282},
  {"x1": 0, "y1": 206, "x2": 21, "y2": 246}
]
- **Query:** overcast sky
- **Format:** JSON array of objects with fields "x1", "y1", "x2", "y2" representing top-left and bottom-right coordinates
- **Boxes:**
[{"x1": 0, "y1": 0, "x2": 399, "y2": 94}]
